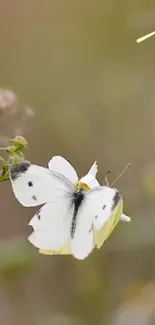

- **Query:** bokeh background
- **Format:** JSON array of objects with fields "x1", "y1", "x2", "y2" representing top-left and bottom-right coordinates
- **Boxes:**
[{"x1": 0, "y1": 0, "x2": 155, "y2": 324}]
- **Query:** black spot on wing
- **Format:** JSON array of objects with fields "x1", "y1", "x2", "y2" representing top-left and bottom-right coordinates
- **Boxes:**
[
  {"x1": 37, "y1": 214, "x2": 41, "y2": 220},
  {"x1": 112, "y1": 191, "x2": 121, "y2": 210},
  {"x1": 102, "y1": 205, "x2": 106, "y2": 210},
  {"x1": 10, "y1": 161, "x2": 31, "y2": 180},
  {"x1": 32, "y1": 195, "x2": 37, "y2": 201},
  {"x1": 28, "y1": 181, "x2": 33, "y2": 187}
]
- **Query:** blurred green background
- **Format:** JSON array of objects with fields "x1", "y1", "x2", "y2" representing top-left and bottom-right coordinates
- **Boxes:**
[{"x1": 0, "y1": 0, "x2": 155, "y2": 324}]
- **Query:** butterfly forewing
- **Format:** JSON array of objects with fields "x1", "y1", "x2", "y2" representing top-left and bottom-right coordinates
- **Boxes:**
[{"x1": 9, "y1": 162, "x2": 75, "y2": 207}]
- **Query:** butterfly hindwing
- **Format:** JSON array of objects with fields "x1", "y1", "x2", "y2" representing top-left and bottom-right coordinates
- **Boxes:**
[
  {"x1": 39, "y1": 240, "x2": 72, "y2": 256},
  {"x1": 94, "y1": 198, "x2": 123, "y2": 249},
  {"x1": 70, "y1": 186, "x2": 120, "y2": 259},
  {"x1": 71, "y1": 203, "x2": 94, "y2": 260},
  {"x1": 73, "y1": 186, "x2": 122, "y2": 256},
  {"x1": 28, "y1": 200, "x2": 74, "y2": 250},
  {"x1": 91, "y1": 187, "x2": 121, "y2": 230}
]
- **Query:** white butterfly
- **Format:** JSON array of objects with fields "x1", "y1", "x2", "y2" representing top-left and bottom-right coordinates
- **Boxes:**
[{"x1": 9, "y1": 156, "x2": 130, "y2": 260}]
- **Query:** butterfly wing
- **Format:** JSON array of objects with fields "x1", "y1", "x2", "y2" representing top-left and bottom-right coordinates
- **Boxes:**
[
  {"x1": 92, "y1": 187, "x2": 121, "y2": 230},
  {"x1": 9, "y1": 161, "x2": 74, "y2": 207},
  {"x1": 70, "y1": 186, "x2": 118, "y2": 260},
  {"x1": 48, "y1": 156, "x2": 78, "y2": 185},
  {"x1": 39, "y1": 240, "x2": 72, "y2": 256},
  {"x1": 70, "y1": 186, "x2": 122, "y2": 259},
  {"x1": 94, "y1": 198, "x2": 123, "y2": 249},
  {"x1": 71, "y1": 205, "x2": 94, "y2": 260},
  {"x1": 28, "y1": 199, "x2": 74, "y2": 250}
]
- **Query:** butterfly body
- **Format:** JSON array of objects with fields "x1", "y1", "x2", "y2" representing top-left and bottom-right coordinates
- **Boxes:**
[{"x1": 71, "y1": 187, "x2": 85, "y2": 238}]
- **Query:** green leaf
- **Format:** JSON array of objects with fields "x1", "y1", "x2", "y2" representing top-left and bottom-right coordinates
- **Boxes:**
[{"x1": 0, "y1": 135, "x2": 28, "y2": 183}]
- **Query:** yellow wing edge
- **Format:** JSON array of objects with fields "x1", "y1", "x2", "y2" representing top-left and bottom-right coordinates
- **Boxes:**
[
  {"x1": 39, "y1": 241, "x2": 72, "y2": 255},
  {"x1": 94, "y1": 198, "x2": 123, "y2": 249}
]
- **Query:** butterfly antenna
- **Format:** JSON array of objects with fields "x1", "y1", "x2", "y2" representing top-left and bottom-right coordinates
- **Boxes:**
[
  {"x1": 136, "y1": 31, "x2": 155, "y2": 43},
  {"x1": 110, "y1": 163, "x2": 131, "y2": 187},
  {"x1": 103, "y1": 169, "x2": 112, "y2": 186}
]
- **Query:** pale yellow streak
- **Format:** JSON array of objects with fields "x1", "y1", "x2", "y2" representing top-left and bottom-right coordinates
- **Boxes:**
[{"x1": 137, "y1": 31, "x2": 155, "y2": 43}]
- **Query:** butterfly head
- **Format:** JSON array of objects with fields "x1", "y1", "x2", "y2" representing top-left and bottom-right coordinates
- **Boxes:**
[
  {"x1": 72, "y1": 181, "x2": 90, "y2": 216},
  {"x1": 76, "y1": 182, "x2": 90, "y2": 192}
]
